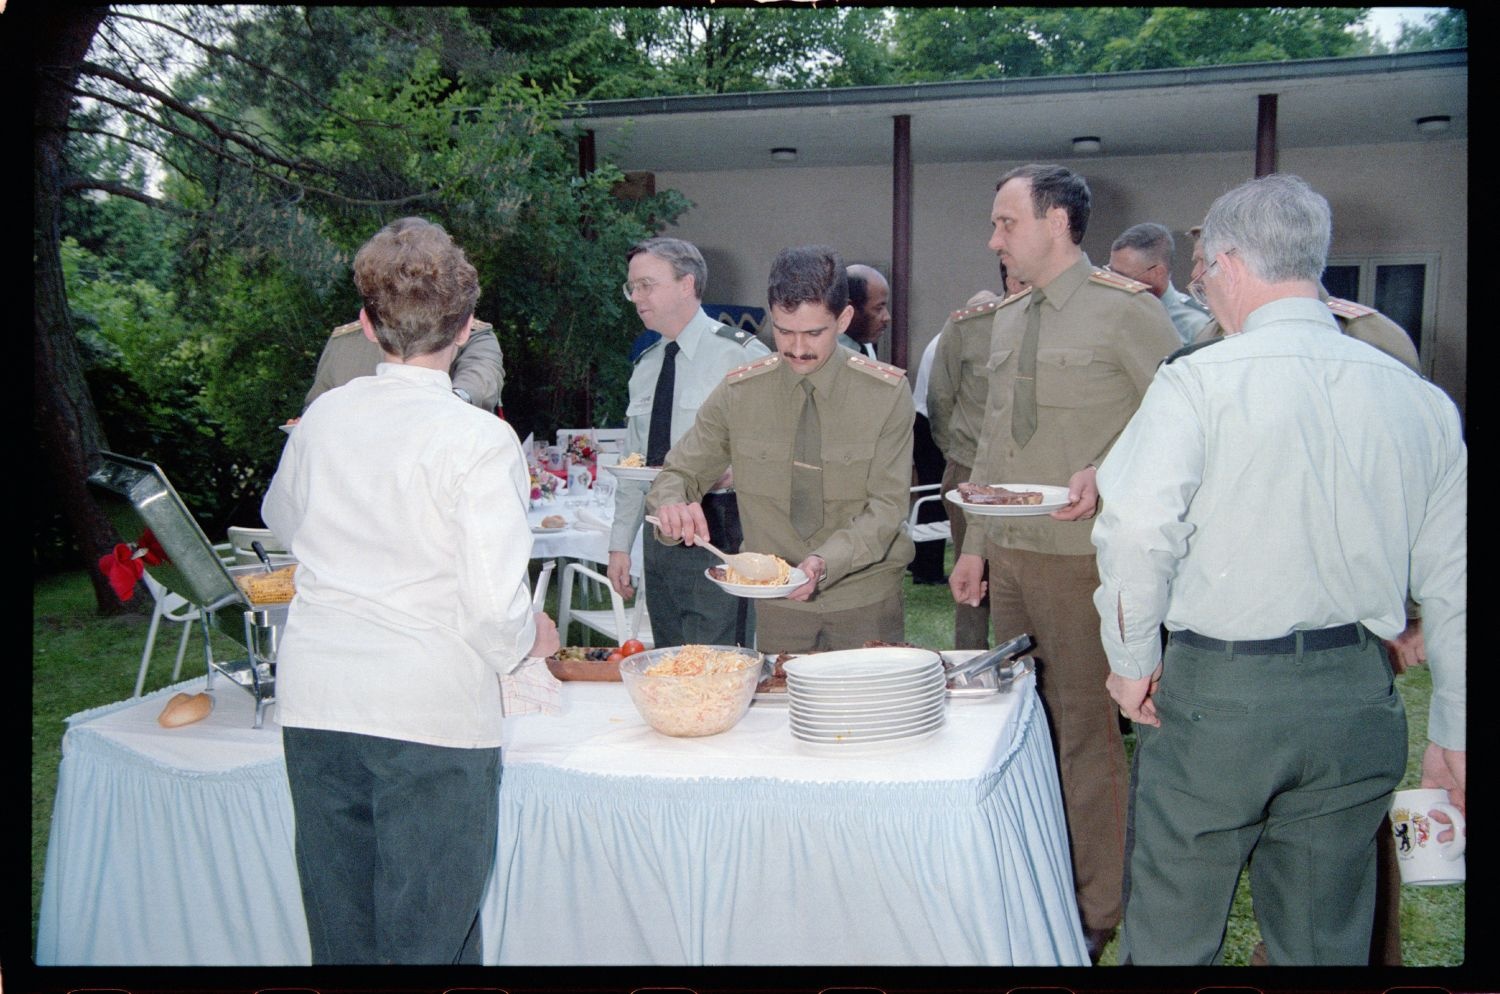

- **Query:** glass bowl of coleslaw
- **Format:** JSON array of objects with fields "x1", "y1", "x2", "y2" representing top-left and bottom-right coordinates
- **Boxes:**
[{"x1": 618, "y1": 644, "x2": 763, "y2": 737}]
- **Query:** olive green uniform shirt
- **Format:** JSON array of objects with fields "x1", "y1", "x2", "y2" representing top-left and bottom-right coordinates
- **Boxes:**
[
  {"x1": 648, "y1": 348, "x2": 916, "y2": 613},
  {"x1": 965, "y1": 255, "x2": 1180, "y2": 557},
  {"x1": 302, "y1": 320, "x2": 505, "y2": 413},
  {"x1": 927, "y1": 291, "x2": 1004, "y2": 468}
]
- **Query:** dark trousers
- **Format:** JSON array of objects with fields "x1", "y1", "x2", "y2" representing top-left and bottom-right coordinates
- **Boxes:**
[
  {"x1": 1121, "y1": 629, "x2": 1406, "y2": 965},
  {"x1": 756, "y1": 588, "x2": 905, "y2": 655},
  {"x1": 942, "y1": 460, "x2": 990, "y2": 648},
  {"x1": 643, "y1": 491, "x2": 750, "y2": 648},
  {"x1": 909, "y1": 414, "x2": 947, "y2": 582},
  {"x1": 283, "y1": 726, "x2": 501, "y2": 964}
]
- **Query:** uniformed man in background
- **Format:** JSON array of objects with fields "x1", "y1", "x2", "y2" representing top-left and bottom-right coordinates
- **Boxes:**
[
  {"x1": 948, "y1": 164, "x2": 1180, "y2": 962},
  {"x1": 927, "y1": 261, "x2": 1028, "y2": 648},
  {"x1": 1108, "y1": 221, "x2": 1211, "y2": 345},
  {"x1": 649, "y1": 245, "x2": 915, "y2": 654},
  {"x1": 838, "y1": 263, "x2": 888, "y2": 359},
  {"x1": 302, "y1": 317, "x2": 504, "y2": 413},
  {"x1": 609, "y1": 237, "x2": 770, "y2": 648}
]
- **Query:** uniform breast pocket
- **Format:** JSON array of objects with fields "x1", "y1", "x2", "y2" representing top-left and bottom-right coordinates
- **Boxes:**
[
  {"x1": 821, "y1": 440, "x2": 876, "y2": 499},
  {"x1": 625, "y1": 393, "x2": 654, "y2": 419},
  {"x1": 984, "y1": 347, "x2": 1016, "y2": 377},
  {"x1": 731, "y1": 438, "x2": 787, "y2": 498},
  {"x1": 1035, "y1": 348, "x2": 1129, "y2": 409}
]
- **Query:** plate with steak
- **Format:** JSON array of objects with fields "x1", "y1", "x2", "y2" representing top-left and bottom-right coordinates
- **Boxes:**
[{"x1": 945, "y1": 482, "x2": 1073, "y2": 516}]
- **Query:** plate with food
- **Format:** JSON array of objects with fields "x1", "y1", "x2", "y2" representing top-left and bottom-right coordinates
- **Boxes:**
[
  {"x1": 705, "y1": 561, "x2": 807, "y2": 599},
  {"x1": 604, "y1": 452, "x2": 661, "y2": 481},
  {"x1": 530, "y1": 513, "x2": 569, "y2": 533},
  {"x1": 943, "y1": 482, "x2": 1073, "y2": 516}
]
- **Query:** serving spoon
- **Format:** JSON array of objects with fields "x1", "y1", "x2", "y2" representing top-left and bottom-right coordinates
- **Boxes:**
[{"x1": 644, "y1": 514, "x2": 784, "y2": 581}]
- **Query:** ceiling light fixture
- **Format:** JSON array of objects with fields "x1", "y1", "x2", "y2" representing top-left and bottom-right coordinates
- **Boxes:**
[
  {"x1": 770, "y1": 147, "x2": 798, "y2": 162},
  {"x1": 1415, "y1": 115, "x2": 1452, "y2": 135},
  {"x1": 1071, "y1": 136, "x2": 1102, "y2": 154}
]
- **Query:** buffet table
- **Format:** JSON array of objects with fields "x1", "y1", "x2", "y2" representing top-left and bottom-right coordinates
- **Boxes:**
[{"x1": 38, "y1": 670, "x2": 1086, "y2": 966}]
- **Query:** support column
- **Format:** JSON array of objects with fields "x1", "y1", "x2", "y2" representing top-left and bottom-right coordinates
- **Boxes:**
[
  {"x1": 1255, "y1": 94, "x2": 1278, "y2": 178},
  {"x1": 578, "y1": 129, "x2": 596, "y2": 177},
  {"x1": 892, "y1": 114, "x2": 912, "y2": 370}
]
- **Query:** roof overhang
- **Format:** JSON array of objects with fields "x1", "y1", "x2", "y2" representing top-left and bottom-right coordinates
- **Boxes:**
[{"x1": 562, "y1": 50, "x2": 1467, "y2": 171}]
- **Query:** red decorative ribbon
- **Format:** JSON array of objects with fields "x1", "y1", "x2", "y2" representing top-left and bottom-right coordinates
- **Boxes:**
[{"x1": 97, "y1": 544, "x2": 144, "y2": 602}]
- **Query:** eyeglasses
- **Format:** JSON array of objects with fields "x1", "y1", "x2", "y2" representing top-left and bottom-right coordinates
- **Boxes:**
[
  {"x1": 621, "y1": 275, "x2": 683, "y2": 300},
  {"x1": 1187, "y1": 249, "x2": 1235, "y2": 307}
]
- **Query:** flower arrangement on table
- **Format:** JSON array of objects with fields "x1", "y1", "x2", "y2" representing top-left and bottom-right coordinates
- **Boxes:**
[
  {"x1": 564, "y1": 434, "x2": 600, "y2": 485},
  {"x1": 529, "y1": 464, "x2": 562, "y2": 503}
]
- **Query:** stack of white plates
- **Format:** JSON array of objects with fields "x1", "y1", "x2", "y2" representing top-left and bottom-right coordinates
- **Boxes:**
[{"x1": 782, "y1": 647, "x2": 947, "y2": 748}]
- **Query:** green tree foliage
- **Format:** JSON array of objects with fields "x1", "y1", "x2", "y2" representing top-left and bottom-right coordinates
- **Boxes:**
[
  {"x1": 42, "y1": 6, "x2": 686, "y2": 574},
  {"x1": 1392, "y1": 9, "x2": 1467, "y2": 51},
  {"x1": 891, "y1": 7, "x2": 1376, "y2": 80}
]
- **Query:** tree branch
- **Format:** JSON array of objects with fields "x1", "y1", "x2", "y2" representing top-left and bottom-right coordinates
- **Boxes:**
[
  {"x1": 105, "y1": 9, "x2": 396, "y2": 131},
  {"x1": 79, "y1": 60, "x2": 340, "y2": 180}
]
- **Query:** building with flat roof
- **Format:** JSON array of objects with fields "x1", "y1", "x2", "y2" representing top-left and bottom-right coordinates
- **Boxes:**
[{"x1": 566, "y1": 50, "x2": 1467, "y2": 417}]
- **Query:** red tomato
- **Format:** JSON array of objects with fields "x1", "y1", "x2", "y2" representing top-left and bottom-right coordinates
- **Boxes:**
[{"x1": 620, "y1": 639, "x2": 646, "y2": 657}]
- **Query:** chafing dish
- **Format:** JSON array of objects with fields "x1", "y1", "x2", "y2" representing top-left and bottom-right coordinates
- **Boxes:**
[{"x1": 87, "y1": 452, "x2": 283, "y2": 728}]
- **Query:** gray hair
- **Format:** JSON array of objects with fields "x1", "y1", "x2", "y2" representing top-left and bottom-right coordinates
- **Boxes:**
[
  {"x1": 1199, "y1": 175, "x2": 1332, "y2": 283},
  {"x1": 1111, "y1": 222, "x2": 1174, "y2": 267},
  {"x1": 627, "y1": 237, "x2": 707, "y2": 300}
]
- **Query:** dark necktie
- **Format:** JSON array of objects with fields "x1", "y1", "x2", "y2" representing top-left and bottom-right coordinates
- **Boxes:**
[
  {"x1": 646, "y1": 341, "x2": 680, "y2": 466},
  {"x1": 790, "y1": 379, "x2": 823, "y2": 539},
  {"x1": 1012, "y1": 288, "x2": 1045, "y2": 447}
]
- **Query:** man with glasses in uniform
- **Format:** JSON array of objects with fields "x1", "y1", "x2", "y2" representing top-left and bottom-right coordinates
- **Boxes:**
[
  {"x1": 608, "y1": 237, "x2": 770, "y2": 647},
  {"x1": 1108, "y1": 222, "x2": 1210, "y2": 346}
]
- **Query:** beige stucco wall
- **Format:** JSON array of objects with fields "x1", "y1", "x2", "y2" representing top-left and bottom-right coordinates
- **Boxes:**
[{"x1": 653, "y1": 136, "x2": 1466, "y2": 418}]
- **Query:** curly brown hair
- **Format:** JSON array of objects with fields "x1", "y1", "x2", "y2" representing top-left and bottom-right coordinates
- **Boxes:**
[{"x1": 353, "y1": 217, "x2": 480, "y2": 359}]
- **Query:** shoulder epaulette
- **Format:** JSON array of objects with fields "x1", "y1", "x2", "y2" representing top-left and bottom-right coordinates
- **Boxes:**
[
  {"x1": 713, "y1": 323, "x2": 761, "y2": 348},
  {"x1": 1089, "y1": 269, "x2": 1151, "y2": 293},
  {"x1": 1325, "y1": 297, "x2": 1377, "y2": 320},
  {"x1": 949, "y1": 294, "x2": 1006, "y2": 323},
  {"x1": 331, "y1": 318, "x2": 493, "y2": 338},
  {"x1": 847, "y1": 353, "x2": 907, "y2": 384},
  {"x1": 725, "y1": 353, "x2": 780, "y2": 383},
  {"x1": 1162, "y1": 336, "x2": 1226, "y2": 366}
]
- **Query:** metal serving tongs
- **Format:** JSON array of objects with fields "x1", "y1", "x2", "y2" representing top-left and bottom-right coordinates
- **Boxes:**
[
  {"x1": 944, "y1": 632, "x2": 1034, "y2": 686},
  {"x1": 250, "y1": 540, "x2": 276, "y2": 572}
]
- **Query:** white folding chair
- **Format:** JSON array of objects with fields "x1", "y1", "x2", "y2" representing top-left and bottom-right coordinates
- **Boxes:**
[
  {"x1": 906, "y1": 483, "x2": 953, "y2": 544},
  {"x1": 226, "y1": 526, "x2": 295, "y2": 566},
  {"x1": 135, "y1": 572, "x2": 205, "y2": 697},
  {"x1": 557, "y1": 562, "x2": 653, "y2": 648}
]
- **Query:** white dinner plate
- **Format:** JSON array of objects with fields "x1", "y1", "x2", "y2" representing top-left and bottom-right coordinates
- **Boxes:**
[
  {"x1": 279, "y1": 423, "x2": 296, "y2": 434},
  {"x1": 789, "y1": 688, "x2": 946, "y2": 717},
  {"x1": 604, "y1": 464, "x2": 661, "y2": 482},
  {"x1": 944, "y1": 483, "x2": 1073, "y2": 516},
  {"x1": 530, "y1": 521, "x2": 568, "y2": 534},
  {"x1": 791, "y1": 701, "x2": 947, "y2": 731},
  {"x1": 786, "y1": 668, "x2": 945, "y2": 692},
  {"x1": 791, "y1": 715, "x2": 946, "y2": 746},
  {"x1": 782, "y1": 648, "x2": 941, "y2": 681},
  {"x1": 704, "y1": 566, "x2": 808, "y2": 600}
]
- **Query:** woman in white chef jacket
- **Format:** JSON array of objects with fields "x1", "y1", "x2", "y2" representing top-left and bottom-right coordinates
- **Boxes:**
[{"x1": 264, "y1": 217, "x2": 558, "y2": 964}]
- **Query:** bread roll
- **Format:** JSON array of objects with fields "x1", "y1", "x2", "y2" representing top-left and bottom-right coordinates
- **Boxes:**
[
  {"x1": 158, "y1": 691, "x2": 214, "y2": 728},
  {"x1": 541, "y1": 514, "x2": 566, "y2": 529}
]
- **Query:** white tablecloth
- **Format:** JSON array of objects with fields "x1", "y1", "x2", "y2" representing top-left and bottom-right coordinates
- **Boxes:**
[
  {"x1": 38, "y1": 672, "x2": 1085, "y2": 966},
  {"x1": 527, "y1": 500, "x2": 643, "y2": 569}
]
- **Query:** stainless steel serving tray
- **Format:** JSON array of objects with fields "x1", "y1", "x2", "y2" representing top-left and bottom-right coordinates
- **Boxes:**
[{"x1": 87, "y1": 452, "x2": 279, "y2": 727}]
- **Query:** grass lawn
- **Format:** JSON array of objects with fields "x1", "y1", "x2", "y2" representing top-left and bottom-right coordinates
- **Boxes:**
[{"x1": 34, "y1": 558, "x2": 1463, "y2": 965}]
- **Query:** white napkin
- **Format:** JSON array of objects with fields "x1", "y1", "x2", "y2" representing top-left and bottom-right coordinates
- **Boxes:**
[
  {"x1": 500, "y1": 657, "x2": 563, "y2": 717},
  {"x1": 575, "y1": 508, "x2": 613, "y2": 534}
]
